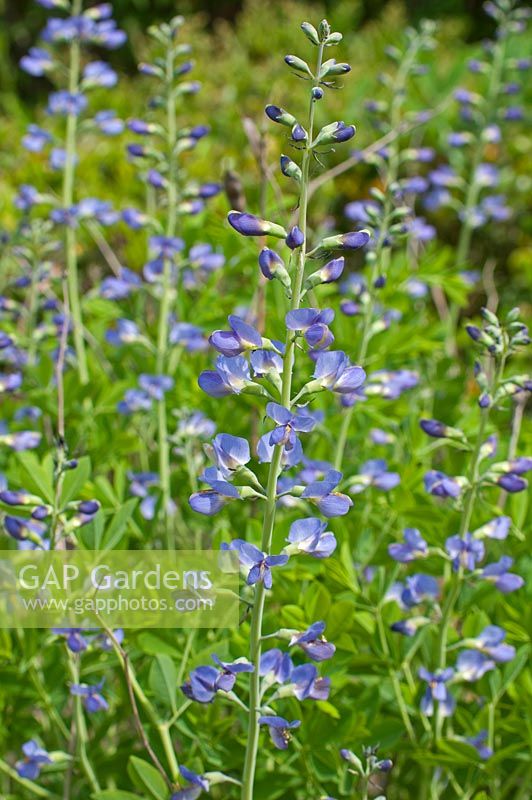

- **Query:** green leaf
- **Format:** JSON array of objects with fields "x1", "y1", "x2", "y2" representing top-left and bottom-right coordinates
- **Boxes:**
[
  {"x1": 437, "y1": 739, "x2": 480, "y2": 764},
  {"x1": 127, "y1": 756, "x2": 167, "y2": 800},
  {"x1": 14, "y1": 452, "x2": 54, "y2": 504},
  {"x1": 494, "y1": 645, "x2": 531, "y2": 701},
  {"x1": 60, "y1": 456, "x2": 91, "y2": 507},
  {"x1": 92, "y1": 791, "x2": 143, "y2": 800},
  {"x1": 136, "y1": 632, "x2": 181, "y2": 658},
  {"x1": 100, "y1": 498, "x2": 138, "y2": 550},
  {"x1": 149, "y1": 654, "x2": 177, "y2": 713}
]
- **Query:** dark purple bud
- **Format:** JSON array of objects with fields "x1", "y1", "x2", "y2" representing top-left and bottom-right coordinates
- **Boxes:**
[
  {"x1": 280, "y1": 155, "x2": 302, "y2": 181},
  {"x1": 265, "y1": 105, "x2": 296, "y2": 127},
  {"x1": 32, "y1": 506, "x2": 50, "y2": 520},
  {"x1": 374, "y1": 275, "x2": 386, "y2": 288},
  {"x1": 319, "y1": 230, "x2": 370, "y2": 250},
  {"x1": 479, "y1": 393, "x2": 491, "y2": 408},
  {"x1": 498, "y1": 474, "x2": 527, "y2": 493},
  {"x1": 286, "y1": 226, "x2": 304, "y2": 249},
  {"x1": 78, "y1": 500, "x2": 100, "y2": 515},
  {"x1": 420, "y1": 419, "x2": 447, "y2": 438},
  {"x1": 312, "y1": 87, "x2": 324, "y2": 100},
  {"x1": 466, "y1": 325, "x2": 481, "y2": 341},
  {"x1": 291, "y1": 123, "x2": 307, "y2": 142},
  {"x1": 228, "y1": 211, "x2": 286, "y2": 239},
  {"x1": 258, "y1": 248, "x2": 291, "y2": 290}
]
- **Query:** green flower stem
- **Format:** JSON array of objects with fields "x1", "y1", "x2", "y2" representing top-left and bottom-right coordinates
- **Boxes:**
[
  {"x1": 376, "y1": 610, "x2": 417, "y2": 743},
  {"x1": 28, "y1": 662, "x2": 70, "y2": 740},
  {"x1": 101, "y1": 622, "x2": 180, "y2": 783},
  {"x1": 498, "y1": 393, "x2": 526, "y2": 507},
  {"x1": 0, "y1": 758, "x2": 55, "y2": 798},
  {"x1": 334, "y1": 39, "x2": 417, "y2": 472},
  {"x1": 241, "y1": 41, "x2": 325, "y2": 800},
  {"x1": 446, "y1": 30, "x2": 507, "y2": 355},
  {"x1": 157, "y1": 42, "x2": 180, "y2": 548},
  {"x1": 434, "y1": 356, "x2": 504, "y2": 741},
  {"x1": 64, "y1": 0, "x2": 88, "y2": 385},
  {"x1": 67, "y1": 653, "x2": 101, "y2": 793}
]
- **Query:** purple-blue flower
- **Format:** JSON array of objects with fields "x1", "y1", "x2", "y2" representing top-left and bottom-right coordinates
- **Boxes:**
[
  {"x1": 266, "y1": 403, "x2": 317, "y2": 451},
  {"x1": 211, "y1": 433, "x2": 250, "y2": 475},
  {"x1": 481, "y1": 556, "x2": 524, "y2": 593},
  {"x1": 388, "y1": 529, "x2": 428, "y2": 562},
  {"x1": 301, "y1": 469, "x2": 352, "y2": 517},
  {"x1": 222, "y1": 540, "x2": 288, "y2": 589},
  {"x1": 424, "y1": 470, "x2": 462, "y2": 499},
  {"x1": 138, "y1": 374, "x2": 174, "y2": 400},
  {"x1": 418, "y1": 667, "x2": 455, "y2": 717},
  {"x1": 198, "y1": 355, "x2": 252, "y2": 397},
  {"x1": 286, "y1": 308, "x2": 335, "y2": 351},
  {"x1": 260, "y1": 648, "x2": 294, "y2": 685},
  {"x1": 348, "y1": 459, "x2": 400, "y2": 494},
  {"x1": 290, "y1": 663, "x2": 330, "y2": 701},
  {"x1": 466, "y1": 731, "x2": 493, "y2": 760},
  {"x1": 70, "y1": 680, "x2": 108, "y2": 712},
  {"x1": 258, "y1": 716, "x2": 300, "y2": 750},
  {"x1": 172, "y1": 766, "x2": 210, "y2": 799},
  {"x1": 286, "y1": 517, "x2": 337, "y2": 558},
  {"x1": 387, "y1": 574, "x2": 439, "y2": 609},
  {"x1": 455, "y1": 650, "x2": 495, "y2": 681},
  {"x1": 15, "y1": 740, "x2": 52, "y2": 780},
  {"x1": 189, "y1": 467, "x2": 241, "y2": 516},
  {"x1": 22, "y1": 125, "x2": 52, "y2": 153},
  {"x1": 209, "y1": 315, "x2": 262, "y2": 357},
  {"x1": 289, "y1": 622, "x2": 335, "y2": 662},
  {"x1": 446, "y1": 533, "x2": 485, "y2": 571},
  {"x1": 48, "y1": 90, "x2": 87, "y2": 116},
  {"x1": 473, "y1": 516, "x2": 510, "y2": 540},
  {"x1": 464, "y1": 625, "x2": 515, "y2": 662},
  {"x1": 312, "y1": 351, "x2": 365, "y2": 394}
]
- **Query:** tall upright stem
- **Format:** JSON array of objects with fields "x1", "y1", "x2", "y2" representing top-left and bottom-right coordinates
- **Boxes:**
[
  {"x1": 64, "y1": 0, "x2": 88, "y2": 384},
  {"x1": 334, "y1": 40, "x2": 413, "y2": 471},
  {"x1": 67, "y1": 654, "x2": 101, "y2": 792},
  {"x1": 240, "y1": 42, "x2": 324, "y2": 800},
  {"x1": 434, "y1": 356, "x2": 504, "y2": 740},
  {"x1": 157, "y1": 43, "x2": 179, "y2": 547},
  {"x1": 446, "y1": 32, "x2": 506, "y2": 354}
]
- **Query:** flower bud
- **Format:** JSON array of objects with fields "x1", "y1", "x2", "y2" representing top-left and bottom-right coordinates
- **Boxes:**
[
  {"x1": 228, "y1": 211, "x2": 287, "y2": 239},
  {"x1": 301, "y1": 22, "x2": 320, "y2": 45},
  {"x1": 265, "y1": 105, "x2": 297, "y2": 128},
  {"x1": 258, "y1": 248, "x2": 292, "y2": 293},
  {"x1": 280, "y1": 155, "x2": 302, "y2": 182},
  {"x1": 319, "y1": 19, "x2": 331, "y2": 40},
  {"x1": 284, "y1": 55, "x2": 313, "y2": 77},
  {"x1": 325, "y1": 32, "x2": 343, "y2": 45},
  {"x1": 304, "y1": 257, "x2": 345, "y2": 289},
  {"x1": 318, "y1": 230, "x2": 370, "y2": 251},
  {"x1": 313, "y1": 121, "x2": 356, "y2": 146},
  {"x1": 312, "y1": 87, "x2": 324, "y2": 100},
  {"x1": 286, "y1": 226, "x2": 304, "y2": 250},
  {"x1": 319, "y1": 59, "x2": 351, "y2": 79},
  {"x1": 291, "y1": 123, "x2": 308, "y2": 142}
]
